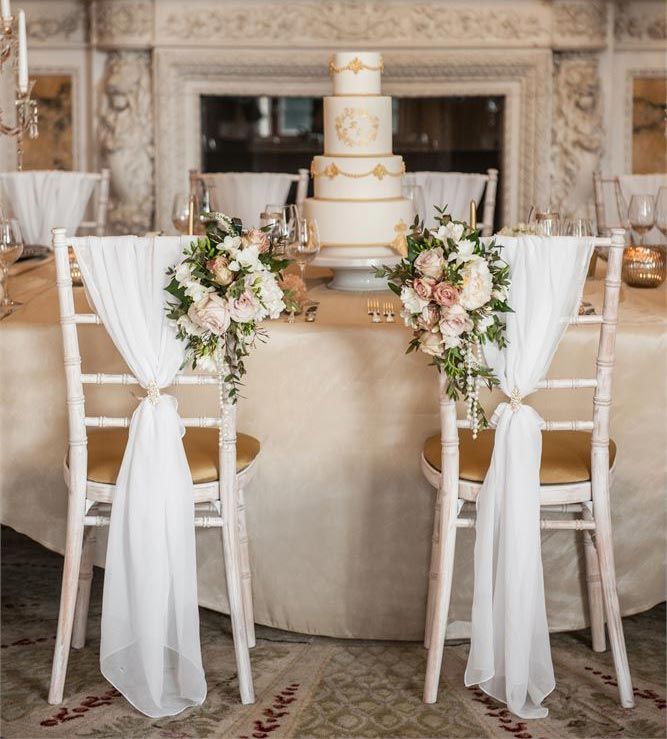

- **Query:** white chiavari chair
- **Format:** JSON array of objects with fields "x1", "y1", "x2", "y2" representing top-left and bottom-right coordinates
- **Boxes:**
[
  {"x1": 421, "y1": 229, "x2": 634, "y2": 708},
  {"x1": 189, "y1": 169, "x2": 310, "y2": 226},
  {"x1": 404, "y1": 169, "x2": 498, "y2": 236},
  {"x1": 49, "y1": 228, "x2": 259, "y2": 707},
  {"x1": 77, "y1": 169, "x2": 111, "y2": 236}
]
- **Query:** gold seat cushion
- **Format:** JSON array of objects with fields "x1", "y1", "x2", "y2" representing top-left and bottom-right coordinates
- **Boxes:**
[
  {"x1": 423, "y1": 429, "x2": 616, "y2": 485},
  {"x1": 84, "y1": 427, "x2": 260, "y2": 485}
]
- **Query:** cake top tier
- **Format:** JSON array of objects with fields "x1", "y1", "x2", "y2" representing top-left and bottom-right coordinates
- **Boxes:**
[{"x1": 329, "y1": 51, "x2": 383, "y2": 97}]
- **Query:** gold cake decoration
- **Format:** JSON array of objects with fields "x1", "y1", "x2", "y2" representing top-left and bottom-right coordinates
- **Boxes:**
[
  {"x1": 310, "y1": 159, "x2": 405, "y2": 180},
  {"x1": 390, "y1": 220, "x2": 408, "y2": 257},
  {"x1": 328, "y1": 55, "x2": 384, "y2": 76},
  {"x1": 334, "y1": 107, "x2": 380, "y2": 148}
]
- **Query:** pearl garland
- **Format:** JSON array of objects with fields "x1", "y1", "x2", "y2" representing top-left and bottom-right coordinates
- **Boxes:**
[{"x1": 465, "y1": 334, "x2": 482, "y2": 439}]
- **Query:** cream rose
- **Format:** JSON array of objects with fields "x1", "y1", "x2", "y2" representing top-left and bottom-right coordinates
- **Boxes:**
[
  {"x1": 459, "y1": 258, "x2": 493, "y2": 310},
  {"x1": 188, "y1": 293, "x2": 231, "y2": 336},
  {"x1": 206, "y1": 255, "x2": 234, "y2": 287},
  {"x1": 414, "y1": 247, "x2": 445, "y2": 279},
  {"x1": 241, "y1": 228, "x2": 270, "y2": 254},
  {"x1": 419, "y1": 330, "x2": 445, "y2": 357},
  {"x1": 432, "y1": 282, "x2": 459, "y2": 307},
  {"x1": 439, "y1": 303, "x2": 473, "y2": 338},
  {"x1": 417, "y1": 304, "x2": 440, "y2": 330},
  {"x1": 413, "y1": 277, "x2": 435, "y2": 300},
  {"x1": 229, "y1": 289, "x2": 260, "y2": 323}
]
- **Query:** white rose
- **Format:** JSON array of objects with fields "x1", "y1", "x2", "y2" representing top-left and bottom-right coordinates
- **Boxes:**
[
  {"x1": 256, "y1": 272, "x2": 285, "y2": 319},
  {"x1": 459, "y1": 259, "x2": 493, "y2": 310},
  {"x1": 401, "y1": 285, "x2": 429, "y2": 314},
  {"x1": 229, "y1": 289, "x2": 261, "y2": 323},
  {"x1": 230, "y1": 243, "x2": 262, "y2": 273},
  {"x1": 184, "y1": 280, "x2": 213, "y2": 303},
  {"x1": 419, "y1": 330, "x2": 445, "y2": 357},
  {"x1": 413, "y1": 247, "x2": 445, "y2": 279}
]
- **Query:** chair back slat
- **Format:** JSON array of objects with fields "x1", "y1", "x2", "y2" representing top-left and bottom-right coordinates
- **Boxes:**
[{"x1": 76, "y1": 169, "x2": 111, "y2": 236}]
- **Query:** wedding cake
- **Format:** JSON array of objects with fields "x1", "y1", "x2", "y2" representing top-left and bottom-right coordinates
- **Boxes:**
[{"x1": 305, "y1": 52, "x2": 414, "y2": 290}]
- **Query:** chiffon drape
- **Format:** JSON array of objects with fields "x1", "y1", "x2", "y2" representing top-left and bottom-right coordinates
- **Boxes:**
[
  {"x1": 72, "y1": 236, "x2": 206, "y2": 718},
  {"x1": 464, "y1": 236, "x2": 593, "y2": 718}
]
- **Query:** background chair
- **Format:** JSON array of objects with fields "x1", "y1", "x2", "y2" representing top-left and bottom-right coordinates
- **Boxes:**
[
  {"x1": 421, "y1": 229, "x2": 633, "y2": 709},
  {"x1": 404, "y1": 169, "x2": 498, "y2": 235},
  {"x1": 0, "y1": 170, "x2": 110, "y2": 246},
  {"x1": 49, "y1": 228, "x2": 259, "y2": 707},
  {"x1": 189, "y1": 169, "x2": 310, "y2": 229}
]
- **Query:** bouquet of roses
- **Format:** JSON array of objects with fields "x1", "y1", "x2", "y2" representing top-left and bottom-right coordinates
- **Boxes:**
[
  {"x1": 376, "y1": 209, "x2": 511, "y2": 434},
  {"x1": 166, "y1": 213, "x2": 287, "y2": 401}
]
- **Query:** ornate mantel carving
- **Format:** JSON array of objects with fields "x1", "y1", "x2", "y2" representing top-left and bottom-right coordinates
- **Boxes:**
[
  {"x1": 99, "y1": 51, "x2": 154, "y2": 234},
  {"x1": 552, "y1": 1, "x2": 607, "y2": 50},
  {"x1": 615, "y1": 1, "x2": 667, "y2": 47},
  {"x1": 92, "y1": 0, "x2": 154, "y2": 49},
  {"x1": 551, "y1": 54, "x2": 604, "y2": 217}
]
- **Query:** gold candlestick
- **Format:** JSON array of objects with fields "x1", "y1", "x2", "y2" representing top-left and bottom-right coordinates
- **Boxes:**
[{"x1": 469, "y1": 200, "x2": 477, "y2": 231}]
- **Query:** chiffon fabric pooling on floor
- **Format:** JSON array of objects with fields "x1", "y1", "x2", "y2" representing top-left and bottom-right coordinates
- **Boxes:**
[
  {"x1": 464, "y1": 236, "x2": 593, "y2": 719},
  {"x1": 72, "y1": 236, "x2": 207, "y2": 718}
]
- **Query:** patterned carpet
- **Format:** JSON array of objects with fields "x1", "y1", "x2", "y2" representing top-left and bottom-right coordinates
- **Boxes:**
[{"x1": 1, "y1": 526, "x2": 665, "y2": 739}]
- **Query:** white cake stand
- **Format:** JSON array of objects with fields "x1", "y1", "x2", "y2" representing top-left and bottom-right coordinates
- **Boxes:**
[{"x1": 312, "y1": 246, "x2": 401, "y2": 292}]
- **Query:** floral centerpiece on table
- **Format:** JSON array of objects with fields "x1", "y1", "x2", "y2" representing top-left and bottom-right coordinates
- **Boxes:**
[
  {"x1": 375, "y1": 209, "x2": 511, "y2": 435},
  {"x1": 166, "y1": 213, "x2": 287, "y2": 400}
]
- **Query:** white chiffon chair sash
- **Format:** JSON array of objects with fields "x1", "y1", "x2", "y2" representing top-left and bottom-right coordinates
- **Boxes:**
[
  {"x1": 0, "y1": 171, "x2": 96, "y2": 246},
  {"x1": 72, "y1": 236, "x2": 206, "y2": 718},
  {"x1": 205, "y1": 172, "x2": 294, "y2": 229},
  {"x1": 464, "y1": 236, "x2": 593, "y2": 718},
  {"x1": 405, "y1": 172, "x2": 487, "y2": 228}
]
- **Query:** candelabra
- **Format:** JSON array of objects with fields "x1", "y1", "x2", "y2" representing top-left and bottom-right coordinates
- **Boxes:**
[{"x1": 0, "y1": 13, "x2": 39, "y2": 171}]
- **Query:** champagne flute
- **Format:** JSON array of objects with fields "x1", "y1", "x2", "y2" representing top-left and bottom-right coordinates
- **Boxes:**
[
  {"x1": 655, "y1": 187, "x2": 667, "y2": 238},
  {"x1": 0, "y1": 218, "x2": 24, "y2": 314},
  {"x1": 275, "y1": 204, "x2": 298, "y2": 259},
  {"x1": 293, "y1": 218, "x2": 321, "y2": 284},
  {"x1": 172, "y1": 192, "x2": 192, "y2": 234},
  {"x1": 628, "y1": 194, "x2": 655, "y2": 245}
]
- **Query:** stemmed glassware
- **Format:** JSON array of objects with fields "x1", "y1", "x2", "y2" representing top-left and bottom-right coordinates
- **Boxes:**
[
  {"x1": 172, "y1": 193, "x2": 192, "y2": 235},
  {"x1": 274, "y1": 204, "x2": 299, "y2": 258},
  {"x1": 0, "y1": 218, "x2": 24, "y2": 316},
  {"x1": 628, "y1": 194, "x2": 655, "y2": 245},
  {"x1": 290, "y1": 218, "x2": 321, "y2": 284},
  {"x1": 655, "y1": 187, "x2": 667, "y2": 239}
]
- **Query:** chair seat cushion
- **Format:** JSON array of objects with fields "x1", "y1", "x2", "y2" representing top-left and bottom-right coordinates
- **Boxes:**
[
  {"x1": 84, "y1": 427, "x2": 260, "y2": 485},
  {"x1": 423, "y1": 429, "x2": 616, "y2": 485}
]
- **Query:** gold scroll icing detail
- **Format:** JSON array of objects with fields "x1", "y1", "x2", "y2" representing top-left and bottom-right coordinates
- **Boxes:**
[
  {"x1": 310, "y1": 160, "x2": 405, "y2": 180},
  {"x1": 390, "y1": 220, "x2": 408, "y2": 257},
  {"x1": 334, "y1": 107, "x2": 380, "y2": 148},
  {"x1": 328, "y1": 55, "x2": 384, "y2": 75}
]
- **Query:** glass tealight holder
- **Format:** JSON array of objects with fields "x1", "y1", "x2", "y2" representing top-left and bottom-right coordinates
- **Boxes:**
[{"x1": 621, "y1": 245, "x2": 666, "y2": 288}]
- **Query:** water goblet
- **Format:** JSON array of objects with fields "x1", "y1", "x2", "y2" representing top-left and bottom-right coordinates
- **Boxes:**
[
  {"x1": 628, "y1": 194, "x2": 655, "y2": 245},
  {"x1": 0, "y1": 218, "x2": 24, "y2": 315},
  {"x1": 655, "y1": 187, "x2": 667, "y2": 239}
]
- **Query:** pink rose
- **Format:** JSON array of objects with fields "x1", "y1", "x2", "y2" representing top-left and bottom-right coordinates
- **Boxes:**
[
  {"x1": 229, "y1": 289, "x2": 260, "y2": 323},
  {"x1": 432, "y1": 282, "x2": 459, "y2": 307},
  {"x1": 206, "y1": 255, "x2": 233, "y2": 287},
  {"x1": 439, "y1": 303, "x2": 473, "y2": 338},
  {"x1": 417, "y1": 304, "x2": 439, "y2": 330},
  {"x1": 188, "y1": 293, "x2": 231, "y2": 336},
  {"x1": 413, "y1": 276, "x2": 435, "y2": 300},
  {"x1": 414, "y1": 247, "x2": 445, "y2": 279},
  {"x1": 242, "y1": 228, "x2": 270, "y2": 254}
]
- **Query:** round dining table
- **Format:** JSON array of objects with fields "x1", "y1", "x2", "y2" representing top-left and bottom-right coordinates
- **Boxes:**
[{"x1": 1, "y1": 256, "x2": 665, "y2": 640}]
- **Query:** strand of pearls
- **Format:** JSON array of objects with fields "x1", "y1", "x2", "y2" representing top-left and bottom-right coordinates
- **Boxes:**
[{"x1": 465, "y1": 334, "x2": 481, "y2": 439}]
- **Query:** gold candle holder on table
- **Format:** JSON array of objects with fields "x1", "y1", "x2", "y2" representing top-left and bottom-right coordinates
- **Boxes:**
[{"x1": 622, "y1": 245, "x2": 666, "y2": 288}]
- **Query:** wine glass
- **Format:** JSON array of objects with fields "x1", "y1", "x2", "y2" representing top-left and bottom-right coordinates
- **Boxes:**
[
  {"x1": 628, "y1": 194, "x2": 655, "y2": 245},
  {"x1": 0, "y1": 218, "x2": 24, "y2": 315},
  {"x1": 172, "y1": 192, "x2": 192, "y2": 234},
  {"x1": 655, "y1": 187, "x2": 667, "y2": 238},
  {"x1": 291, "y1": 218, "x2": 320, "y2": 284},
  {"x1": 275, "y1": 204, "x2": 299, "y2": 258},
  {"x1": 402, "y1": 183, "x2": 427, "y2": 225},
  {"x1": 564, "y1": 217, "x2": 593, "y2": 237}
]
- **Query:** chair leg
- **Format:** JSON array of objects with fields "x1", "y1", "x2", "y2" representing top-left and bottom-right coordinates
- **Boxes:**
[
  {"x1": 48, "y1": 497, "x2": 86, "y2": 705},
  {"x1": 424, "y1": 488, "x2": 441, "y2": 649},
  {"x1": 221, "y1": 483, "x2": 255, "y2": 705},
  {"x1": 237, "y1": 487, "x2": 256, "y2": 649},
  {"x1": 582, "y1": 504, "x2": 606, "y2": 652},
  {"x1": 72, "y1": 528, "x2": 96, "y2": 650},
  {"x1": 423, "y1": 486, "x2": 458, "y2": 704},
  {"x1": 593, "y1": 498, "x2": 634, "y2": 707}
]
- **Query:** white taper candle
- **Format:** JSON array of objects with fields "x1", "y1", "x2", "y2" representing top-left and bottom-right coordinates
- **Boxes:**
[
  {"x1": 1, "y1": 0, "x2": 11, "y2": 20},
  {"x1": 17, "y1": 9, "x2": 28, "y2": 94}
]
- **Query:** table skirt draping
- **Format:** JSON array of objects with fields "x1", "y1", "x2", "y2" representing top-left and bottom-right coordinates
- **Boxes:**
[{"x1": 1, "y1": 259, "x2": 665, "y2": 640}]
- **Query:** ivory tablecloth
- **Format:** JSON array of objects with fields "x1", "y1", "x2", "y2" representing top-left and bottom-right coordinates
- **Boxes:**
[{"x1": 1, "y1": 259, "x2": 665, "y2": 640}]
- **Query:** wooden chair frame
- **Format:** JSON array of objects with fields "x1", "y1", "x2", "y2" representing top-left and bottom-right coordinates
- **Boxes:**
[
  {"x1": 421, "y1": 229, "x2": 634, "y2": 709},
  {"x1": 77, "y1": 169, "x2": 111, "y2": 236},
  {"x1": 49, "y1": 227, "x2": 257, "y2": 707},
  {"x1": 189, "y1": 168, "x2": 310, "y2": 217}
]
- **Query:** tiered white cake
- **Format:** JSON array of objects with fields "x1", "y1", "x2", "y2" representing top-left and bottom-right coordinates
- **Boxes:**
[{"x1": 305, "y1": 52, "x2": 414, "y2": 291}]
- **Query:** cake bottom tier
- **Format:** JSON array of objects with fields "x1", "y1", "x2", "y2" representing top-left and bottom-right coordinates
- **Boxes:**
[{"x1": 304, "y1": 197, "x2": 415, "y2": 250}]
